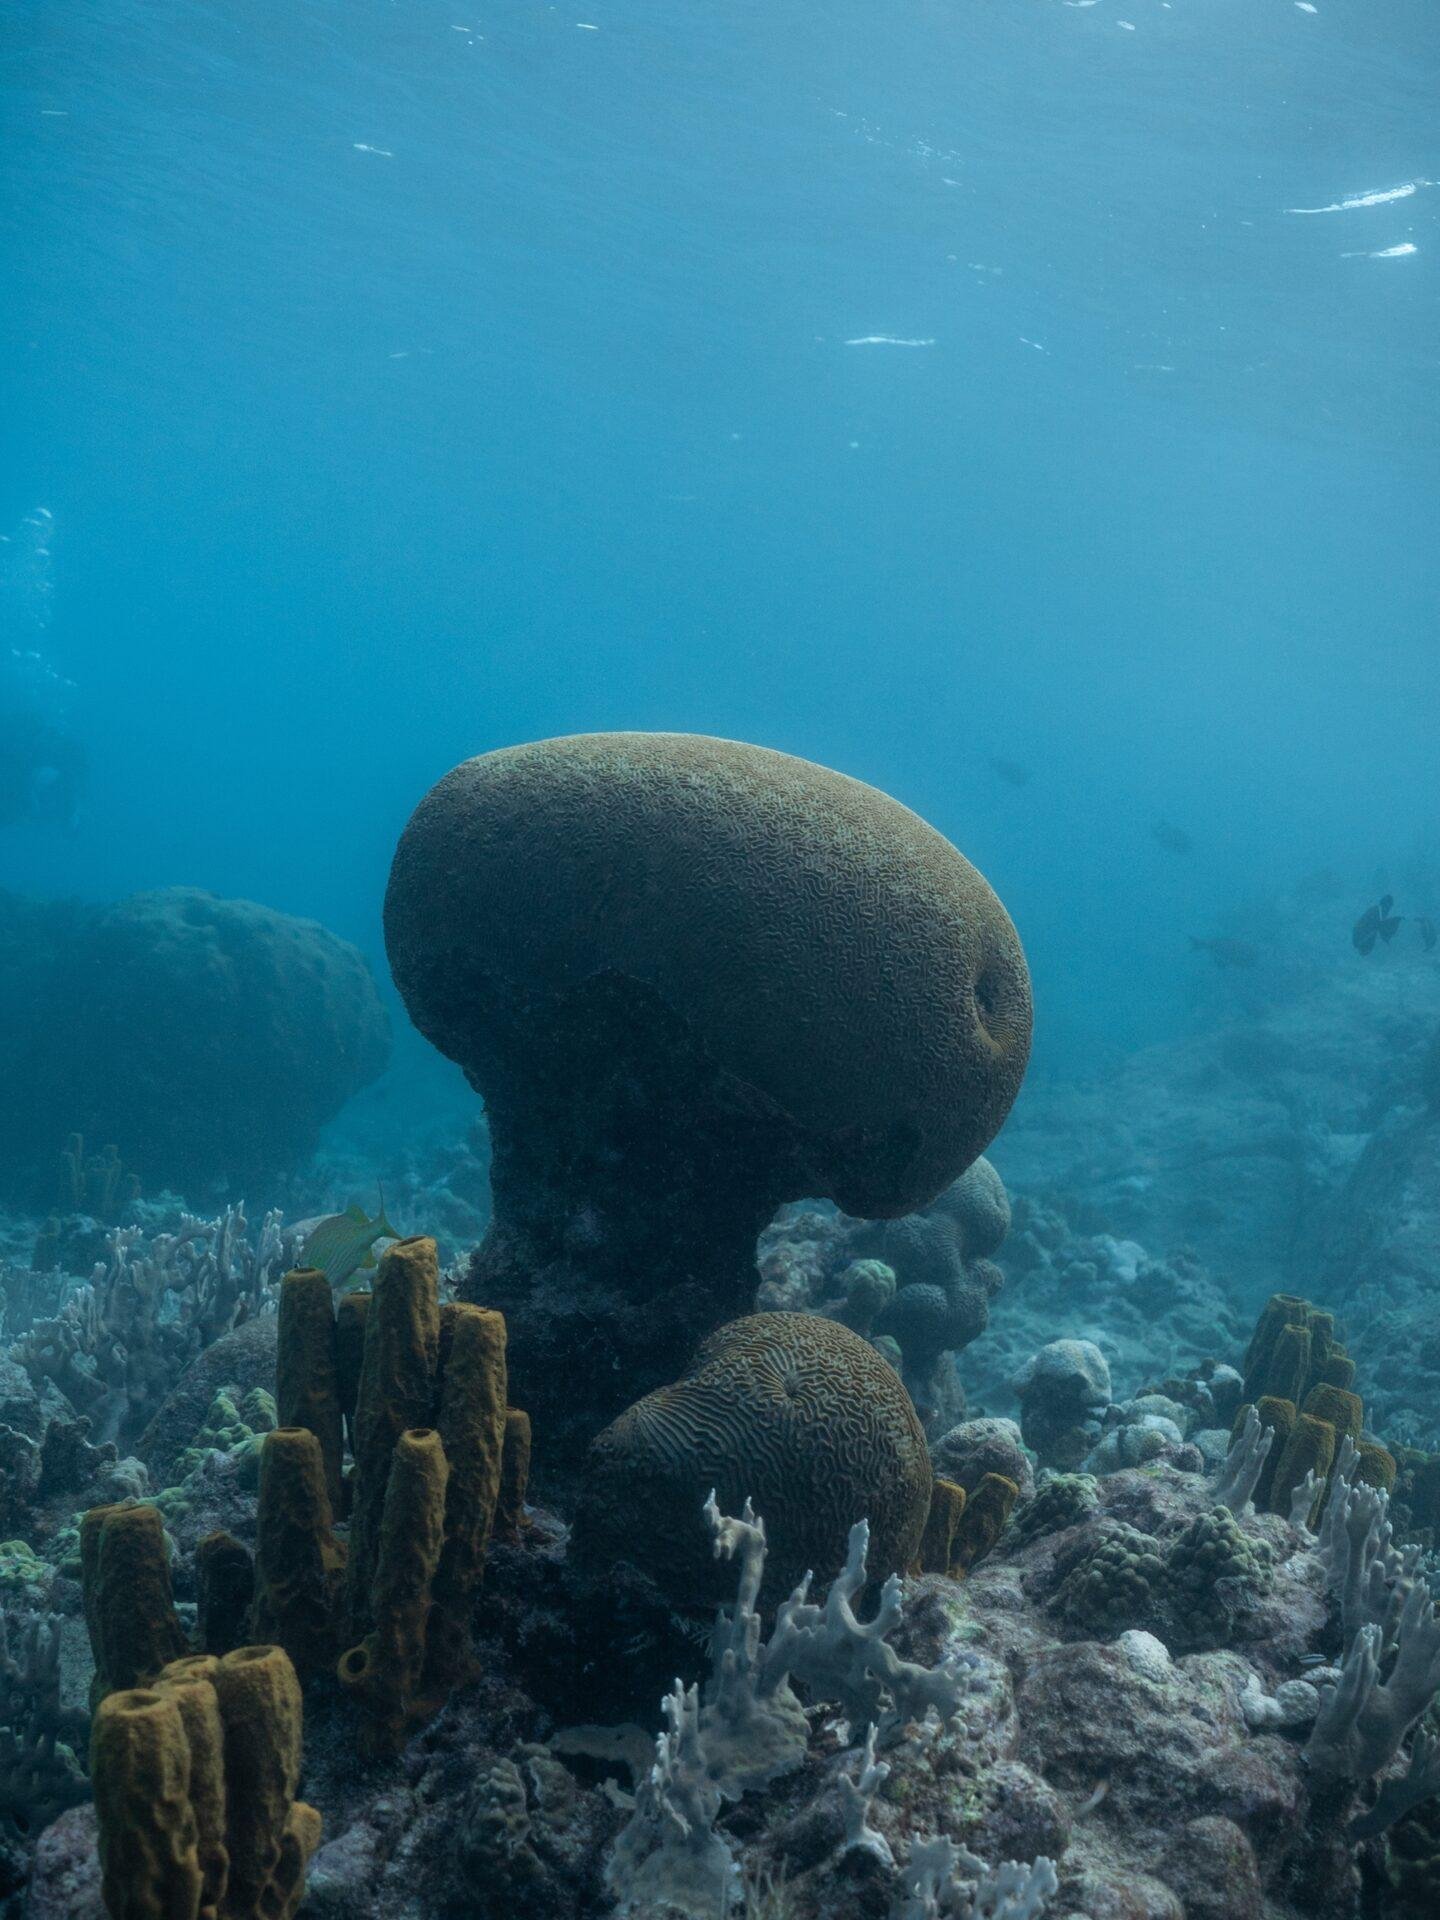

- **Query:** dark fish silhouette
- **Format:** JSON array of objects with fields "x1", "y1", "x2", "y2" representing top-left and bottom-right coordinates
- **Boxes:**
[
  {"x1": 1190, "y1": 936, "x2": 1260, "y2": 970},
  {"x1": 1418, "y1": 916, "x2": 1438, "y2": 953},
  {"x1": 1353, "y1": 896, "x2": 1403, "y2": 956},
  {"x1": 1153, "y1": 821, "x2": 1193, "y2": 854},
  {"x1": 989, "y1": 756, "x2": 1031, "y2": 787}
]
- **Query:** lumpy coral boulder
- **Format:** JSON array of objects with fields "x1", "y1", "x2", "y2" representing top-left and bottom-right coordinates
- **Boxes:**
[
  {"x1": 384, "y1": 733, "x2": 1031, "y2": 1466},
  {"x1": 1015, "y1": 1338, "x2": 1114, "y2": 1471},
  {"x1": 932, "y1": 1415, "x2": 1034, "y2": 1501},
  {"x1": 0, "y1": 887, "x2": 389, "y2": 1200},
  {"x1": 573, "y1": 1311, "x2": 933, "y2": 1612},
  {"x1": 755, "y1": 1154, "x2": 1016, "y2": 1434}
]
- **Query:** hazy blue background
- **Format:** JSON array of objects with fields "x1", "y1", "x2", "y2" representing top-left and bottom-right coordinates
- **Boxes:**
[{"x1": 3, "y1": 0, "x2": 1437, "y2": 1095}]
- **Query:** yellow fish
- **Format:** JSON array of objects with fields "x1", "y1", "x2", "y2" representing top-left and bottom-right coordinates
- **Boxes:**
[{"x1": 298, "y1": 1199, "x2": 400, "y2": 1288}]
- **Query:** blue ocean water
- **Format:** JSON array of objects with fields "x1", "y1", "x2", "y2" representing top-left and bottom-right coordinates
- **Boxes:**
[{"x1": 2, "y1": 0, "x2": 1437, "y2": 1088}]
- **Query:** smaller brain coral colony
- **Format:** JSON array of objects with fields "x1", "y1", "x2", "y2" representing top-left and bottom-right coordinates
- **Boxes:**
[{"x1": 11, "y1": 734, "x2": 1440, "y2": 1920}]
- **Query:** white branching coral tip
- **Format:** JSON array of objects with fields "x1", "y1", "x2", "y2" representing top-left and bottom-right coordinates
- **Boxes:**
[
  {"x1": 604, "y1": 1495, "x2": 990, "y2": 1916},
  {"x1": 838, "y1": 1722, "x2": 893, "y2": 1866},
  {"x1": 1213, "y1": 1403, "x2": 1272, "y2": 1515}
]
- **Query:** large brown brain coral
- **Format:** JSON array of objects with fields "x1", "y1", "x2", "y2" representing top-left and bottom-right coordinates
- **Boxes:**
[
  {"x1": 384, "y1": 732, "x2": 1030, "y2": 1472},
  {"x1": 573, "y1": 1312, "x2": 933, "y2": 1610},
  {"x1": 387, "y1": 732, "x2": 1028, "y2": 1212}
]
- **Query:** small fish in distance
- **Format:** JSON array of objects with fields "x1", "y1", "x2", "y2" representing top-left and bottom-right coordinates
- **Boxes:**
[
  {"x1": 1153, "y1": 821, "x2": 1193, "y2": 854},
  {"x1": 1418, "y1": 915, "x2": 1437, "y2": 953},
  {"x1": 1190, "y1": 937, "x2": 1260, "y2": 969},
  {"x1": 297, "y1": 1197, "x2": 401, "y2": 1287},
  {"x1": 989, "y1": 756, "x2": 1031, "y2": 787},
  {"x1": 1352, "y1": 896, "x2": 1403, "y2": 956}
]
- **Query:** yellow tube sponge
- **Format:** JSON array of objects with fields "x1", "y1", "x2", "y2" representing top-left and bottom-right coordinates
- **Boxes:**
[
  {"x1": 495, "y1": 1408, "x2": 532, "y2": 1542},
  {"x1": 424, "y1": 1304, "x2": 508, "y2": 1690},
  {"x1": 1356, "y1": 1440, "x2": 1398, "y2": 1495},
  {"x1": 1260, "y1": 1323, "x2": 1311, "y2": 1406},
  {"x1": 1252, "y1": 1396, "x2": 1297, "y2": 1511},
  {"x1": 1241, "y1": 1294, "x2": 1310, "y2": 1400},
  {"x1": 916, "y1": 1478, "x2": 967, "y2": 1575},
  {"x1": 91, "y1": 1686, "x2": 203, "y2": 1920},
  {"x1": 1301, "y1": 1383, "x2": 1363, "y2": 1446},
  {"x1": 195, "y1": 1531, "x2": 256, "y2": 1658},
  {"x1": 1271, "y1": 1413, "x2": 1336, "y2": 1524},
  {"x1": 276, "y1": 1269, "x2": 345, "y2": 1514},
  {"x1": 1305, "y1": 1309, "x2": 1338, "y2": 1381},
  {"x1": 338, "y1": 1426, "x2": 450, "y2": 1752},
  {"x1": 83, "y1": 1503, "x2": 189, "y2": 1703},
  {"x1": 250, "y1": 1428, "x2": 346, "y2": 1677},
  {"x1": 950, "y1": 1472, "x2": 1018, "y2": 1575},
  {"x1": 80, "y1": 1502, "x2": 123, "y2": 1673},
  {"x1": 210, "y1": 1645, "x2": 313, "y2": 1920},
  {"x1": 268, "y1": 1801, "x2": 324, "y2": 1920},
  {"x1": 344, "y1": 1239, "x2": 440, "y2": 1637},
  {"x1": 154, "y1": 1655, "x2": 229, "y2": 1920},
  {"x1": 1319, "y1": 1350, "x2": 1357, "y2": 1391}
]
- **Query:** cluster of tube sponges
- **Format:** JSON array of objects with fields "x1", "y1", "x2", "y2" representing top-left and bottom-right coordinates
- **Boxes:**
[
  {"x1": 256, "y1": 1236, "x2": 530, "y2": 1751},
  {"x1": 913, "y1": 1471, "x2": 1019, "y2": 1580},
  {"x1": 80, "y1": 1502, "x2": 318, "y2": 1918},
  {"x1": 75, "y1": 1236, "x2": 530, "y2": 1918},
  {"x1": 91, "y1": 1644, "x2": 318, "y2": 1920},
  {"x1": 80, "y1": 1237, "x2": 529, "y2": 1826},
  {"x1": 1229, "y1": 1293, "x2": 1395, "y2": 1527}
]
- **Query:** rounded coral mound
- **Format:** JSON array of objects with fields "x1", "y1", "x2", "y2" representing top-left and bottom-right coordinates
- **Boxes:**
[
  {"x1": 0, "y1": 887, "x2": 390, "y2": 1200},
  {"x1": 574, "y1": 1311, "x2": 933, "y2": 1611},
  {"x1": 763, "y1": 1153, "x2": 1014, "y2": 1432},
  {"x1": 385, "y1": 733, "x2": 1030, "y2": 1469}
]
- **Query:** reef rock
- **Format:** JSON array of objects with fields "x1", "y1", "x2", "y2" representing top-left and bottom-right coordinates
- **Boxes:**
[
  {"x1": 136, "y1": 1313, "x2": 279, "y2": 1483},
  {"x1": 0, "y1": 887, "x2": 390, "y2": 1202},
  {"x1": 1310, "y1": 1107, "x2": 1440, "y2": 1450},
  {"x1": 995, "y1": 893, "x2": 1440, "y2": 1310}
]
